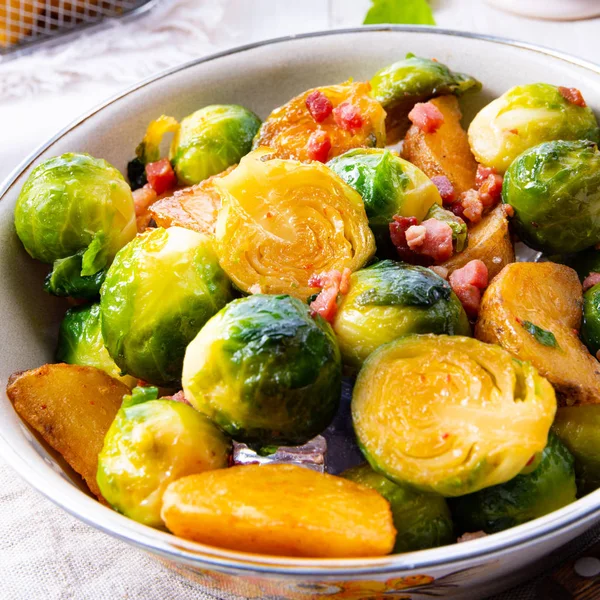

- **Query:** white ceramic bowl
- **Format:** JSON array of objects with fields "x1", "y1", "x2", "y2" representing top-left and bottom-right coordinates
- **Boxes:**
[{"x1": 1, "y1": 27, "x2": 600, "y2": 600}]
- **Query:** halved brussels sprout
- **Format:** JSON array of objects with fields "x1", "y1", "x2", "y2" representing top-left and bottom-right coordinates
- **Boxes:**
[
  {"x1": 100, "y1": 227, "x2": 232, "y2": 386},
  {"x1": 425, "y1": 203, "x2": 468, "y2": 253},
  {"x1": 97, "y1": 386, "x2": 231, "y2": 528},
  {"x1": 254, "y1": 81, "x2": 386, "y2": 162},
  {"x1": 502, "y1": 140, "x2": 600, "y2": 254},
  {"x1": 352, "y1": 335, "x2": 557, "y2": 497},
  {"x1": 342, "y1": 463, "x2": 454, "y2": 553},
  {"x1": 43, "y1": 251, "x2": 106, "y2": 300},
  {"x1": 182, "y1": 294, "x2": 341, "y2": 447},
  {"x1": 56, "y1": 303, "x2": 136, "y2": 387},
  {"x1": 582, "y1": 283, "x2": 600, "y2": 357},
  {"x1": 14, "y1": 153, "x2": 136, "y2": 271},
  {"x1": 327, "y1": 148, "x2": 442, "y2": 255},
  {"x1": 449, "y1": 433, "x2": 576, "y2": 533},
  {"x1": 553, "y1": 405, "x2": 600, "y2": 495},
  {"x1": 333, "y1": 261, "x2": 471, "y2": 368},
  {"x1": 370, "y1": 54, "x2": 481, "y2": 143},
  {"x1": 170, "y1": 105, "x2": 261, "y2": 185},
  {"x1": 469, "y1": 83, "x2": 600, "y2": 173},
  {"x1": 214, "y1": 149, "x2": 375, "y2": 300}
]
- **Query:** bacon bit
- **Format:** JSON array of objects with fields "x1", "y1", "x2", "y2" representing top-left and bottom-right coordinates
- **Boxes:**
[
  {"x1": 449, "y1": 260, "x2": 489, "y2": 319},
  {"x1": 389, "y1": 216, "x2": 432, "y2": 266},
  {"x1": 333, "y1": 102, "x2": 363, "y2": 132},
  {"x1": 165, "y1": 390, "x2": 192, "y2": 406},
  {"x1": 430, "y1": 266, "x2": 449, "y2": 280},
  {"x1": 457, "y1": 531, "x2": 487, "y2": 544},
  {"x1": 450, "y1": 202, "x2": 466, "y2": 220},
  {"x1": 478, "y1": 174, "x2": 503, "y2": 209},
  {"x1": 461, "y1": 189, "x2": 484, "y2": 224},
  {"x1": 583, "y1": 272, "x2": 600, "y2": 292},
  {"x1": 309, "y1": 269, "x2": 350, "y2": 323},
  {"x1": 305, "y1": 90, "x2": 333, "y2": 122},
  {"x1": 133, "y1": 184, "x2": 158, "y2": 216},
  {"x1": 408, "y1": 102, "x2": 445, "y2": 134},
  {"x1": 145, "y1": 158, "x2": 177, "y2": 195},
  {"x1": 306, "y1": 130, "x2": 332, "y2": 163},
  {"x1": 405, "y1": 225, "x2": 427, "y2": 249},
  {"x1": 431, "y1": 175, "x2": 456, "y2": 206},
  {"x1": 475, "y1": 165, "x2": 497, "y2": 188},
  {"x1": 503, "y1": 204, "x2": 515, "y2": 218},
  {"x1": 558, "y1": 86, "x2": 587, "y2": 107}
]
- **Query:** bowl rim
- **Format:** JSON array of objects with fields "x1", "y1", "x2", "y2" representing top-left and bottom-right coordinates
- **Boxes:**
[{"x1": 2, "y1": 25, "x2": 600, "y2": 578}]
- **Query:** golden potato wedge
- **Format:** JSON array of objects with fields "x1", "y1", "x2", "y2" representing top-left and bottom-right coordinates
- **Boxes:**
[
  {"x1": 161, "y1": 464, "x2": 396, "y2": 557},
  {"x1": 402, "y1": 95, "x2": 478, "y2": 196},
  {"x1": 476, "y1": 262, "x2": 600, "y2": 405},
  {"x1": 149, "y1": 168, "x2": 234, "y2": 235},
  {"x1": 7, "y1": 364, "x2": 129, "y2": 498},
  {"x1": 441, "y1": 205, "x2": 514, "y2": 280}
]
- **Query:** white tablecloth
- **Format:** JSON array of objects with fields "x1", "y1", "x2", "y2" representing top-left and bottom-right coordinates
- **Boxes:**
[{"x1": 2, "y1": 1, "x2": 600, "y2": 598}]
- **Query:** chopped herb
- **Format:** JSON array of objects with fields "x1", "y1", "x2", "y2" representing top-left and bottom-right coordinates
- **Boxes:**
[
  {"x1": 520, "y1": 320, "x2": 559, "y2": 348},
  {"x1": 364, "y1": 0, "x2": 435, "y2": 26}
]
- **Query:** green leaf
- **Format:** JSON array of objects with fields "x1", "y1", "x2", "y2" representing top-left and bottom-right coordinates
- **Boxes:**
[
  {"x1": 364, "y1": 0, "x2": 435, "y2": 25},
  {"x1": 81, "y1": 231, "x2": 109, "y2": 277},
  {"x1": 123, "y1": 386, "x2": 159, "y2": 408},
  {"x1": 520, "y1": 320, "x2": 559, "y2": 348}
]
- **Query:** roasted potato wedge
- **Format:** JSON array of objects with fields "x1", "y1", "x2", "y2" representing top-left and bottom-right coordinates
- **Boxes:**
[
  {"x1": 161, "y1": 464, "x2": 396, "y2": 557},
  {"x1": 441, "y1": 205, "x2": 514, "y2": 280},
  {"x1": 149, "y1": 167, "x2": 234, "y2": 235},
  {"x1": 7, "y1": 364, "x2": 129, "y2": 498},
  {"x1": 476, "y1": 262, "x2": 600, "y2": 405},
  {"x1": 402, "y1": 95, "x2": 478, "y2": 195}
]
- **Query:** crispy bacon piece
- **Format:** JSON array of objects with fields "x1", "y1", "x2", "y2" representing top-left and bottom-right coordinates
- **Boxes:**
[
  {"x1": 306, "y1": 130, "x2": 332, "y2": 163},
  {"x1": 583, "y1": 272, "x2": 600, "y2": 292},
  {"x1": 431, "y1": 175, "x2": 456, "y2": 206},
  {"x1": 405, "y1": 225, "x2": 427, "y2": 250},
  {"x1": 430, "y1": 266, "x2": 449, "y2": 280},
  {"x1": 412, "y1": 218, "x2": 454, "y2": 262},
  {"x1": 390, "y1": 216, "x2": 430, "y2": 265},
  {"x1": 145, "y1": 158, "x2": 177, "y2": 195},
  {"x1": 558, "y1": 86, "x2": 587, "y2": 108},
  {"x1": 461, "y1": 189, "x2": 484, "y2": 224},
  {"x1": 332, "y1": 102, "x2": 363, "y2": 132},
  {"x1": 449, "y1": 259, "x2": 489, "y2": 318},
  {"x1": 475, "y1": 165, "x2": 497, "y2": 187},
  {"x1": 305, "y1": 91, "x2": 333, "y2": 123},
  {"x1": 308, "y1": 268, "x2": 351, "y2": 323},
  {"x1": 503, "y1": 204, "x2": 515, "y2": 218},
  {"x1": 408, "y1": 102, "x2": 445, "y2": 134},
  {"x1": 132, "y1": 184, "x2": 158, "y2": 231}
]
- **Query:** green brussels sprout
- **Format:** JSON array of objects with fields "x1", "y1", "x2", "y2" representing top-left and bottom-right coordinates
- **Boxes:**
[
  {"x1": 170, "y1": 105, "x2": 261, "y2": 185},
  {"x1": 370, "y1": 54, "x2": 481, "y2": 141},
  {"x1": 332, "y1": 261, "x2": 471, "y2": 368},
  {"x1": 100, "y1": 227, "x2": 232, "y2": 386},
  {"x1": 502, "y1": 140, "x2": 600, "y2": 254},
  {"x1": 44, "y1": 252, "x2": 106, "y2": 300},
  {"x1": 449, "y1": 433, "x2": 576, "y2": 533},
  {"x1": 582, "y1": 283, "x2": 600, "y2": 357},
  {"x1": 182, "y1": 294, "x2": 341, "y2": 447},
  {"x1": 327, "y1": 148, "x2": 442, "y2": 255},
  {"x1": 469, "y1": 83, "x2": 600, "y2": 173},
  {"x1": 342, "y1": 463, "x2": 454, "y2": 553},
  {"x1": 553, "y1": 404, "x2": 600, "y2": 495},
  {"x1": 14, "y1": 153, "x2": 136, "y2": 272},
  {"x1": 97, "y1": 386, "x2": 231, "y2": 527},
  {"x1": 56, "y1": 303, "x2": 136, "y2": 387},
  {"x1": 425, "y1": 203, "x2": 468, "y2": 253}
]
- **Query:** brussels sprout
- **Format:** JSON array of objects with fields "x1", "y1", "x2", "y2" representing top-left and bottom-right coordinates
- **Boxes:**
[
  {"x1": 327, "y1": 148, "x2": 442, "y2": 255},
  {"x1": 370, "y1": 54, "x2": 481, "y2": 141},
  {"x1": 425, "y1": 203, "x2": 468, "y2": 253},
  {"x1": 182, "y1": 294, "x2": 341, "y2": 447},
  {"x1": 582, "y1": 283, "x2": 600, "y2": 357},
  {"x1": 170, "y1": 105, "x2": 261, "y2": 185},
  {"x1": 342, "y1": 463, "x2": 454, "y2": 552},
  {"x1": 553, "y1": 405, "x2": 600, "y2": 495},
  {"x1": 332, "y1": 261, "x2": 471, "y2": 368},
  {"x1": 97, "y1": 386, "x2": 231, "y2": 527},
  {"x1": 352, "y1": 335, "x2": 557, "y2": 497},
  {"x1": 449, "y1": 433, "x2": 576, "y2": 533},
  {"x1": 14, "y1": 153, "x2": 136, "y2": 271},
  {"x1": 469, "y1": 83, "x2": 600, "y2": 173},
  {"x1": 502, "y1": 140, "x2": 600, "y2": 255},
  {"x1": 100, "y1": 227, "x2": 232, "y2": 386},
  {"x1": 56, "y1": 303, "x2": 136, "y2": 387},
  {"x1": 44, "y1": 251, "x2": 106, "y2": 300}
]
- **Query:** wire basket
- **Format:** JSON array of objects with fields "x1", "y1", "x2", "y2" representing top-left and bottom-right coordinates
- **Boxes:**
[{"x1": 0, "y1": 0, "x2": 156, "y2": 56}]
